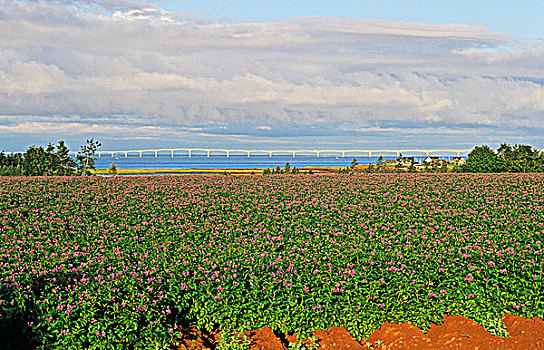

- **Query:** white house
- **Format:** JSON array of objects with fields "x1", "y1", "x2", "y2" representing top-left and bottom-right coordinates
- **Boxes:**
[{"x1": 424, "y1": 156, "x2": 440, "y2": 163}]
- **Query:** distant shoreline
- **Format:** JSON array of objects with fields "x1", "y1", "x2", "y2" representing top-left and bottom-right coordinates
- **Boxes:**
[
  {"x1": 91, "y1": 166, "x2": 353, "y2": 175},
  {"x1": 91, "y1": 164, "x2": 397, "y2": 175}
]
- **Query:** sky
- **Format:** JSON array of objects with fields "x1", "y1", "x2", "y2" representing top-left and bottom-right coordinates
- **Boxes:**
[{"x1": 0, "y1": 0, "x2": 543, "y2": 151}]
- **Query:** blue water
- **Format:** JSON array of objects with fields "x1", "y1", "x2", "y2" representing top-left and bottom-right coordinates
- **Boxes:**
[{"x1": 95, "y1": 155, "x2": 456, "y2": 170}]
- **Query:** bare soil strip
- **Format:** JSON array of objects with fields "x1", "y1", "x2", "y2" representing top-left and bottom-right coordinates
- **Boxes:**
[{"x1": 177, "y1": 313, "x2": 544, "y2": 350}]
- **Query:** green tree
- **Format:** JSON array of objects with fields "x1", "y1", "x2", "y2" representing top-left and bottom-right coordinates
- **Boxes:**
[
  {"x1": 395, "y1": 153, "x2": 403, "y2": 172},
  {"x1": 430, "y1": 158, "x2": 439, "y2": 172},
  {"x1": 22, "y1": 146, "x2": 51, "y2": 176},
  {"x1": 0, "y1": 152, "x2": 23, "y2": 176},
  {"x1": 407, "y1": 161, "x2": 416, "y2": 173},
  {"x1": 497, "y1": 143, "x2": 544, "y2": 173},
  {"x1": 350, "y1": 158, "x2": 358, "y2": 170},
  {"x1": 460, "y1": 145, "x2": 499, "y2": 173},
  {"x1": 107, "y1": 163, "x2": 118, "y2": 176},
  {"x1": 54, "y1": 141, "x2": 75, "y2": 176},
  {"x1": 376, "y1": 156, "x2": 384, "y2": 172},
  {"x1": 284, "y1": 162, "x2": 291, "y2": 174},
  {"x1": 439, "y1": 160, "x2": 448, "y2": 173},
  {"x1": 423, "y1": 161, "x2": 431, "y2": 172},
  {"x1": 496, "y1": 143, "x2": 514, "y2": 172},
  {"x1": 76, "y1": 138, "x2": 102, "y2": 175}
]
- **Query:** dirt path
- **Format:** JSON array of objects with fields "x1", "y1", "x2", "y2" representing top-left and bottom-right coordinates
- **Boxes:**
[{"x1": 177, "y1": 313, "x2": 544, "y2": 349}]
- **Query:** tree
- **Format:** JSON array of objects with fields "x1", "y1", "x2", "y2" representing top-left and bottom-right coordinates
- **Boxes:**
[
  {"x1": 460, "y1": 145, "x2": 499, "y2": 173},
  {"x1": 275, "y1": 165, "x2": 281, "y2": 174},
  {"x1": 0, "y1": 152, "x2": 23, "y2": 176},
  {"x1": 54, "y1": 140, "x2": 75, "y2": 176},
  {"x1": 496, "y1": 143, "x2": 514, "y2": 172},
  {"x1": 439, "y1": 160, "x2": 448, "y2": 173},
  {"x1": 1, "y1": 139, "x2": 101, "y2": 176},
  {"x1": 423, "y1": 161, "x2": 431, "y2": 172},
  {"x1": 21, "y1": 141, "x2": 78, "y2": 176},
  {"x1": 376, "y1": 156, "x2": 384, "y2": 172},
  {"x1": 107, "y1": 163, "x2": 118, "y2": 176},
  {"x1": 395, "y1": 153, "x2": 403, "y2": 172},
  {"x1": 407, "y1": 161, "x2": 416, "y2": 173},
  {"x1": 496, "y1": 143, "x2": 544, "y2": 173},
  {"x1": 22, "y1": 146, "x2": 50, "y2": 176},
  {"x1": 284, "y1": 162, "x2": 291, "y2": 174},
  {"x1": 76, "y1": 138, "x2": 102, "y2": 175},
  {"x1": 430, "y1": 158, "x2": 439, "y2": 172},
  {"x1": 350, "y1": 158, "x2": 358, "y2": 170}
]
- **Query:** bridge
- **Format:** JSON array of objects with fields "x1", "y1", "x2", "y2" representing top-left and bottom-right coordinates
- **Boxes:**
[{"x1": 67, "y1": 148, "x2": 472, "y2": 158}]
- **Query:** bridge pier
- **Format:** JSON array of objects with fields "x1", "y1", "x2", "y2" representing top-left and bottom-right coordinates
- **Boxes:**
[
  {"x1": 154, "y1": 151, "x2": 157, "y2": 158},
  {"x1": 269, "y1": 152, "x2": 272, "y2": 157},
  {"x1": 111, "y1": 152, "x2": 114, "y2": 158},
  {"x1": 227, "y1": 151, "x2": 230, "y2": 158},
  {"x1": 207, "y1": 150, "x2": 210, "y2": 158},
  {"x1": 368, "y1": 151, "x2": 372, "y2": 158},
  {"x1": 125, "y1": 152, "x2": 127, "y2": 158},
  {"x1": 341, "y1": 151, "x2": 345, "y2": 157},
  {"x1": 139, "y1": 151, "x2": 142, "y2": 157},
  {"x1": 292, "y1": 151, "x2": 295, "y2": 157},
  {"x1": 188, "y1": 150, "x2": 191, "y2": 158},
  {"x1": 171, "y1": 150, "x2": 174, "y2": 157}
]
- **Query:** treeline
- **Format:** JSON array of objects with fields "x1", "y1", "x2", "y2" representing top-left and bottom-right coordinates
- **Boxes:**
[
  {"x1": 460, "y1": 143, "x2": 544, "y2": 173},
  {"x1": 0, "y1": 139, "x2": 101, "y2": 176},
  {"x1": 262, "y1": 162, "x2": 308, "y2": 174}
]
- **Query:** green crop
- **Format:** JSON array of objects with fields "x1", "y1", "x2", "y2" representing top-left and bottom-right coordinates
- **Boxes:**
[{"x1": 0, "y1": 174, "x2": 543, "y2": 348}]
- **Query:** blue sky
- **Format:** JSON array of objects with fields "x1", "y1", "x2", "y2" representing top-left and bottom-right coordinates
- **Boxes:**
[
  {"x1": 0, "y1": 0, "x2": 543, "y2": 151},
  {"x1": 158, "y1": 0, "x2": 543, "y2": 39}
]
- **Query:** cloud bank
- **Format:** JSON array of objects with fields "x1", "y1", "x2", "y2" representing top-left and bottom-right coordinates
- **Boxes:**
[{"x1": 0, "y1": 0, "x2": 543, "y2": 149}]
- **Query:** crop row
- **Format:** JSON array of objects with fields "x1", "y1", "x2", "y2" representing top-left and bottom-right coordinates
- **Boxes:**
[{"x1": 0, "y1": 174, "x2": 543, "y2": 349}]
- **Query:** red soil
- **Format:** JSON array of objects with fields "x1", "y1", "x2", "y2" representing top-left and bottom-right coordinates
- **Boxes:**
[{"x1": 177, "y1": 313, "x2": 544, "y2": 350}]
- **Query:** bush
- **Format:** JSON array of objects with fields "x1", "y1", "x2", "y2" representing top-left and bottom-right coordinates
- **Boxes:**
[{"x1": 107, "y1": 163, "x2": 118, "y2": 176}]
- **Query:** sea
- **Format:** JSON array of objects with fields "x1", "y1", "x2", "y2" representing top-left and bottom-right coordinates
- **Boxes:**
[{"x1": 94, "y1": 154, "x2": 455, "y2": 170}]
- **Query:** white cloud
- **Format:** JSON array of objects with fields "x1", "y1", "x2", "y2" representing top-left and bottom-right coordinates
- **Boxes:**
[
  {"x1": 112, "y1": 7, "x2": 175, "y2": 22},
  {"x1": 0, "y1": 0, "x2": 543, "y2": 149}
]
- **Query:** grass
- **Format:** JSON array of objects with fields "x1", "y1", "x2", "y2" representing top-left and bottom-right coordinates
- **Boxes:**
[
  {"x1": 92, "y1": 168, "x2": 267, "y2": 175},
  {"x1": 91, "y1": 167, "x2": 330, "y2": 175}
]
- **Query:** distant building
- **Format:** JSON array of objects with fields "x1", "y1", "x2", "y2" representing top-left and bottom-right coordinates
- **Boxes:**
[
  {"x1": 451, "y1": 157, "x2": 466, "y2": 165},
  {"x1": 400, "y1": 157, "x2": 414, "y2": 166},
  {"x1": 424, "y1": 156, "x2": 440, "y2": 163}
]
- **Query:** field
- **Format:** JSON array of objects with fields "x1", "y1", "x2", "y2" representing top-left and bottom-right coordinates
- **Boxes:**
[{"x1": 0, "y1": 174, "x2": 543, "y2": 349}]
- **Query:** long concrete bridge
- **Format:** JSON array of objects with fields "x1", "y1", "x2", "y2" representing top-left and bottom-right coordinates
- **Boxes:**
[{"x1": 74, "y1": 148, "x2": 472, "y2": 158}]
